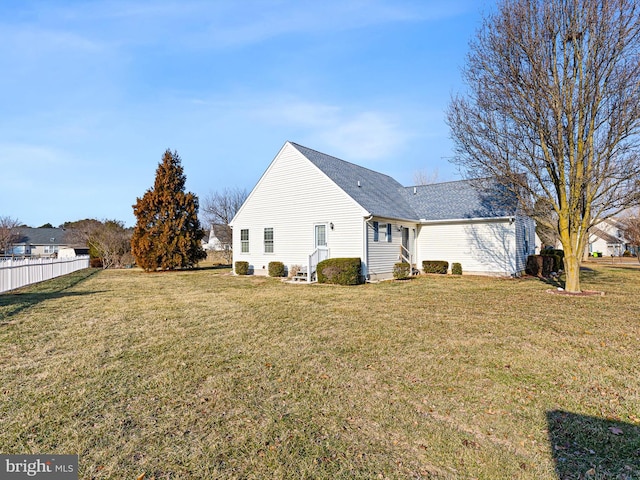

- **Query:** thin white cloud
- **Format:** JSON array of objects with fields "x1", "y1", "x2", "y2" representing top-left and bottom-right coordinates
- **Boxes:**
[
  {"x1": 1, "y1": 0, "x2": 476, "y2": 51},
  {"x1": 249, "y1": 98, "x2": 412, "y2": 161},
  {"x1": 317, "y1": 111, "x2": 410, "y2": 160}
]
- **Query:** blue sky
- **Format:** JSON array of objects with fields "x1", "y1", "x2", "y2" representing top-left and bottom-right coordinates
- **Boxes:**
[{"x1": 0, "y1": 0, "x2": 493, "y2": 228}]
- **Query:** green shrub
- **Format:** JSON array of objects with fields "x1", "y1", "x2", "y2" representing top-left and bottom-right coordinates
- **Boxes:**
[
  {"x1": 422, "y1": 260, "x2": 449, "y2": 274},
  {"x1": 393, "y1": 262, "x2": 411, "y2": 280},
  {"x1": 268, "y1": 261, "x2": 285, "y2": 277},
  {"x1": 623, "y1": 250, "x2": 632, "y2": 257},
  {"x1": 235, "y1": 261, "x2": 250, "y2": 275},
  {"x1": 541, "y1": 248, "x2": 564, "y2": 259},
  {"x1": 540, "y1": 250, "x2": 564, "y2": 271},
  {"x1": 90, "y1": 257, "x2": 103, "y2": 268},
  {"x1": 317, "y1": 258, "x2": 362, "y2": 285},
  {"x1": 525, "y1": 255, "x2": 555, "y2": 277},
  {"x1": 451, "y1": 262, "x2": 462, "y2": 275}
]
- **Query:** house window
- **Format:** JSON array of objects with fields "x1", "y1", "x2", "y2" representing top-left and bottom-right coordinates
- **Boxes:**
[
  {"x1": 240, "y1": 229, "x2": 249, "y2": 253},
  {"x1": 264, "y1": 228, "x2": 274, "y2": 253},
  {"x1": 44, "y1": 245, "x2": 58, "y2": 254},
  {"x1": 386, "y1": 223, "x2": 392, "y2": 243},
  {"x1": 373, "y1": 221, "x2": 379, "y2": 242}
]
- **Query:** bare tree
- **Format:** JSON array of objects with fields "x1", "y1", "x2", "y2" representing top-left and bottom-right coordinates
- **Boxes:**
[
  {"x1": 533, "y1": 198, "x2": 561, "y2": 249},
  {"x1": 0, "y1": 216, "x2": 22, "y2": 255},
  {"x1": 202, "y1": 187, "x2": 248, "y2": 246},
  {"x1": 412, "y1": 168, "x2": 439, "y2": 186},
  {"x1": 65, "y1": 219, "x2": 132, "y2": 269},
  {"x1": 447, "y1": 0, "x2": 640, "y2": 292},
  {"x1": 622, "y1": 209, "x2": 640, "y2": 263}
]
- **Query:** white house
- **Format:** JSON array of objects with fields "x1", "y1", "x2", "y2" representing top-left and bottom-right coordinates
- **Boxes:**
[
  {"x1": 230, "y1": 142, "x2": 536, "y2": 281},
  {"x1": 587, "y1": 217, "x2": 634, "y2": 257},
  {"x1": 202, "y1": 225, "x2": 231, "y2": 252}
]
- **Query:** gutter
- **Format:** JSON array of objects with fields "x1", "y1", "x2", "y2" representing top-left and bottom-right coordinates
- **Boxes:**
[{"x1": 418, "y1": 216, "x2": 515, "y2": 225}]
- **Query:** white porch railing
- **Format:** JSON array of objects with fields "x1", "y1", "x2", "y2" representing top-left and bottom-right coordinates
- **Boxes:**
[
  {"x1": 0, "y1": 256, "x2": 90, "y2": 293},
  {"x1": 306, "y1": 247, "x2": 329, "y2": 283},
  {"x1": 400, "y1": 245, "x2": 412, "y2": 265}
]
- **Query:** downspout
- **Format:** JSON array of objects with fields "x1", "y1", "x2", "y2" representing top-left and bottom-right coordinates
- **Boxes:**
[{"x1": 363, "y1": 214, "x2": 374, "y2": 281}]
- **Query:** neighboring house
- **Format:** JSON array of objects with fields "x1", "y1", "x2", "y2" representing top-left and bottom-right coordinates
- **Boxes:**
[
  {"x1": 58, "y1": 247, "x2": 90, "y2": 258},
  {"x1": 587, "y1": 218, "x2": 632, "y2": 256},
  {"x1": 203, "y1": 224, "x2": 231, "y2": 252},
  {"x1": 230, "y1": 142, "x2": 536, "y2": 281},
  {"x1": 6, "y1": 228, "x2": 69, "y2": 257}
]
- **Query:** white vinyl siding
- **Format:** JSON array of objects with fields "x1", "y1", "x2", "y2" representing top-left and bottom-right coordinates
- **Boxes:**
[
  {"x1": 366, "y1": 218, "x2": 409, "y2": 278},
  {"x1": 515, "y1": 215, "x2": 536, "y2": 273},
  {"x1": 416, "y1": 220, "x2": 517, "y2": 275},
  {"x1": 232, "y1": 143, "x2": 368, "y2": 275}
]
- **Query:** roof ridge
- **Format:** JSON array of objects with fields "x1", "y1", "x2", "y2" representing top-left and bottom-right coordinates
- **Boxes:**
[
  {"x1": 406, "y1": 176, "x2": 494, "y2": 189},
  {"x1": 289, "y1": 142, "x2": 400, "y2": 183}
]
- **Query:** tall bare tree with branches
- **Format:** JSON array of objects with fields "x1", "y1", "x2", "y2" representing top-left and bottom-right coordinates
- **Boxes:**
[
  {"x1": 621, "y1": 209, "x2": 640, "y2": 263},
  {"x1": 0, "y1": 216, "x2": 22, "y2": 255},
  {"x1": 447, "y1": 0, "x2": 640, "y2": 292},
  {"x1": 202, "y1": 187, "x2": 248, "y2": 246}
]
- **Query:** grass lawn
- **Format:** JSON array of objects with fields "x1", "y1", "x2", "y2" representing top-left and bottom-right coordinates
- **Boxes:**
[{"x1": 0, "y1": 265, "x2": 638, "y2": 479}]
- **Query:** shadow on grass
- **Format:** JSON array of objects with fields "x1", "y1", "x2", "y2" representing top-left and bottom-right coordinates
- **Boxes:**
[
  {"x1": 547, "y1": 410, "x2": 640, "y2": 479},
  {"x1": 534, "y1": 266, "x2": 605, "y2": 290},
  {"x1": 0, "y1": 268, "x2": 100, "y2": 323}
]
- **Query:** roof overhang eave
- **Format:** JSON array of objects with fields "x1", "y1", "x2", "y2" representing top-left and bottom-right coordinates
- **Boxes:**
[
  {"x1": 365, "y1": 212, "x2": 420, "y2": 223},
  {"x1": 418, "y1": 216, "x2": 515, "y2": 225}
]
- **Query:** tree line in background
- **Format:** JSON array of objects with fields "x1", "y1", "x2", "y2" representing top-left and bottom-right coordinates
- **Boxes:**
[
  {"x1": 63, "y1": 219, "x2": 133, "y2": 269},
  {"x1": 2, "y1": 147, "x2": 249, "y2": 270}
]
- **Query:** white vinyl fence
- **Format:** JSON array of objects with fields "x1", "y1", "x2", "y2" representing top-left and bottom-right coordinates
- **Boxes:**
[{"x1": 0, "y1": 256, "x2": 90, "y2": 293}]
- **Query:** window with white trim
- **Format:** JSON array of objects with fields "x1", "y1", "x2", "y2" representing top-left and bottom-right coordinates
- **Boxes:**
[
  {"x1": 386, "y1": 223, "x2": 392, "y2": 243},
  {"x1": 264, "y1": 227, "x2": 274, "y2": 253},
  {"x1": 240, "y1": 229, "x2": 249, "y2": 253}
]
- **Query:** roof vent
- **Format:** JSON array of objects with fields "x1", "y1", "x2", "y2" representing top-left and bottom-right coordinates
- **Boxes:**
[
  {"x1": 413, "y1": 187, "x2": 417, "y2": 194},
  {"x1": 357, "y1": 181, "x2": 361, "y2": 187}
]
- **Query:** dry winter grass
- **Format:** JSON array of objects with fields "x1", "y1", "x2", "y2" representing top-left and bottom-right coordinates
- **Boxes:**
[{"x1": 0, "y1": 265, "x2": 638, "y2": 479}]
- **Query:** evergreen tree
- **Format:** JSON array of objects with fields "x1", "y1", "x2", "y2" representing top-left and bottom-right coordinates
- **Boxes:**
[{"x1": 131, "y1": 149, "x2": 206, "y2": 271}]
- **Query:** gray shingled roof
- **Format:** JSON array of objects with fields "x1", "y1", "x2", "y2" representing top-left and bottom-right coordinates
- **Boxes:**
[
  {"x1": 291, "y1": 142, "x2": 517, "y2": 222},
  {"x1": 12, "y1": 228, "x2": 68, "y2": 245},
  {"x1": 291, "y1": 143, "x2": 419, "y2": 220},
  {"x1": 402, "y1": 179, "x2": 518, "y2": 221},
  {"x1": 589, "y1": 226, "x2": 622, "y2": 244}
]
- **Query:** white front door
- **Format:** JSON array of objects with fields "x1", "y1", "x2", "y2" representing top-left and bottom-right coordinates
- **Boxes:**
[{"x1": 315, "y1": 224, "x2": 327, "y2": 249}]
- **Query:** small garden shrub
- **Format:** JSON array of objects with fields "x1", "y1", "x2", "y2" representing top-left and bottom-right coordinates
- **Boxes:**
[
  {"x1": 525, "y1": 255, "x2": 555, "y2": 277},
  {"x1": 422, "y1": 260, "x2": 449, "y2": 274},
  {"x1": 317, "y1": 258, "x2": 362, "y2": 285},
  {"x1": 623, "y1": 250, "x2": 632, "y2": 257},
  {"x1": 235, "y1": 261, "x2": 250, "y2": 275},
  {"x1": 268, "y1": 261, "x2": 286, "y2": 277},
  {"x1": 393, "y1": 262, "x2": 411, "y2": 280},
  {"x1": 90, "y1": 257, "x2": 103, "y2": 268},
  {"x1": 451, "y1": 262, "x2": 462, "y2": 275},
  {"x1": 542, "y1": 248, "x2": 564, "y2": 259},
  {"x1": 540, "y1": 249, "x2": 564, "y2": 271}
]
